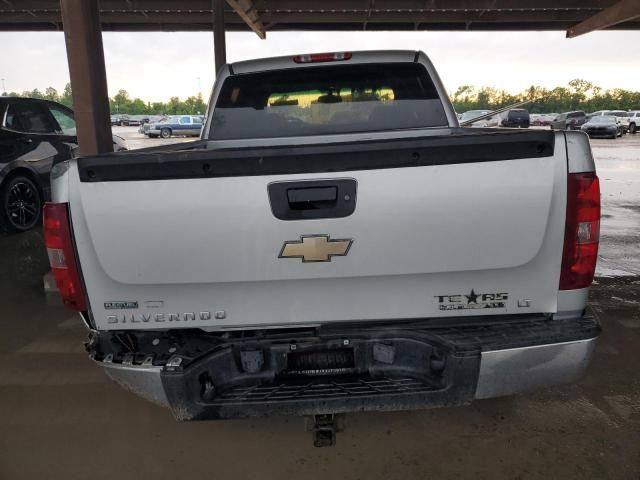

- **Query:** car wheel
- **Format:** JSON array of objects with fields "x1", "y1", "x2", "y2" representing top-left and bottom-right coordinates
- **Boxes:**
[
  {"x1": 0, "y1": 175, "x2": 42, "y2": 233},
  {"x1": 629, "y1": 123, "x2": 636, "y2": 134},
  {"x1": 160, "y1": 128, "x2": 171, "y2": 139}
]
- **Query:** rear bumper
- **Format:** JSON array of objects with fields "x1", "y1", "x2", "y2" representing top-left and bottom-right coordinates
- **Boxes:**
[
  {"x1": 92, "y1": 314, "x2": 599, "y2": 420},
  {"x1": 475, "y1": 337, "x2": 595, "y2": 399}
]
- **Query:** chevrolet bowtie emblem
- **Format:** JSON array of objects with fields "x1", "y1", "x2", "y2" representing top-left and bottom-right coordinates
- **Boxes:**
[{"x1": 279, "y1": 235, "x2": 353, "y2": 262}]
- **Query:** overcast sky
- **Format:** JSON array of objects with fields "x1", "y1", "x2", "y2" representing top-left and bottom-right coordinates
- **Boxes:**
[{"x1": 0, "y1": 30, "x2": 638, "y2": 102}]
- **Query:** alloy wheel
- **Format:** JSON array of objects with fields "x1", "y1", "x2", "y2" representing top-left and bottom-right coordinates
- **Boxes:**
[{"x1": 5, "y1": 179, "x2": 40, "y2": 230}]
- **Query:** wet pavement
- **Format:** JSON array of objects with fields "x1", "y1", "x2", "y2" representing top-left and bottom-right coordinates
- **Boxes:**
[
  {"x1": 0, "y1": 129, "x2": 638, "y2": 479},
  {"x1": 592, "y1": 135, "x2": 640, "y2": 276}
]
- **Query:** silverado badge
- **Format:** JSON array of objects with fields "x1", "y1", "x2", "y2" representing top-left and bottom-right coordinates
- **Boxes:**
[{"x1": 279, "y1": 235, "x2": 353, "y2": 262}]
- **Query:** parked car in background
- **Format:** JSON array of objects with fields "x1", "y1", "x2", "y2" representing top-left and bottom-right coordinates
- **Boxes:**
[
  {"x1": 459, "y1": 109, "x2": 498, "y2": 127},
  {"x1": 551, "y1": 111, "x2": 587, "y2": 130},
  {"x1": 0, "y1": 97, "x2": 126, "y2": 232},
  {"x1": 628, "y1": 111, "x2": 639, "y2": 134},
  {"x1": 498, "y1": 109, "x2": 530, "y2": 128},
  {"x1": 591, "y1": 110, "x2": 630, "y2": 133},
  {"x1": 114, "y1": 114, "x2": 129, "y2": 126},
  {"x1": 111, "y1": 114, "x2": 150, "y2": 127},
  {"x1": 139, "y1": 115, "x2": 165, "y2": 134},
  {"x1": 144, "y1": 115, "x2": 203, "y2": 138},
  {"x1": 538, "y1": 113, "x2": 558, "y2": 127},
  {"x1": 530, "y1": 114, "x2": 543, "y2": 126},
  {"x1": 605, "y1": 111, "x2": 630, "y2": 133},
  {"x1": 581, "y1": 115, "x2": 623, "y2": 139},
  {"x1": 125, "y1": 115, "x2": 144, "y2": 127}
]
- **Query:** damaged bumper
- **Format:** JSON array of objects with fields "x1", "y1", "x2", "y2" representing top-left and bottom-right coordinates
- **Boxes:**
[{"x1": 91, "y1": 314, "x2": 599, "y2": 420}]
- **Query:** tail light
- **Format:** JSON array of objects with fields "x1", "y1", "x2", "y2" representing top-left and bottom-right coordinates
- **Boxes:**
[
  {"x1": 43, "y1": 203, "x2": 87, "y2": 311},
  {"x1": 293, "y1": 52, "x2": 352, "y2": 63},
  {"x1": 559, "y1": 172, "x2": 600, "y2": 290}
]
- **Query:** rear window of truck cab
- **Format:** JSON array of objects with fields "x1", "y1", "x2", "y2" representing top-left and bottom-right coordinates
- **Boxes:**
[{"x1": 209, "y1": 63, "x2": 448, "y2": 140}]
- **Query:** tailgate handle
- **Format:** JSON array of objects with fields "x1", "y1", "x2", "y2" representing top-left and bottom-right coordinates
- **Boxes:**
[
  {"x1": 268, "y1": 179, "x2": 357, "y2": 221},
  {"x1": 287, "y1": 187, "x2": 337, "y2": 210}
]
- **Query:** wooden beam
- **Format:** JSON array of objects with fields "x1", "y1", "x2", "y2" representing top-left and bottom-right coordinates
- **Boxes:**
[
  {"x1": 59, "y1": 0, "x2": 113, "y2": 156},
  {"x1": 225, "y1": 0, "x2": 265, "y2": 39},
  {"x1": 213, "y1": 0, "x2": 226, "y2": 73},
  {"x1": 567, "y1": 0, "x2": 640, "y2": 37}
]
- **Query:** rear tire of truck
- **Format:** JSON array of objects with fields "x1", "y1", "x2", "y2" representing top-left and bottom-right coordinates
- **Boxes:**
[
  {"x1": 160, "y1": 128, "x2": 171, "y2": 139},
  {"x1": 630, "y1": 123, "x2": 637, "y2": 134},
  {"x1": 0, "y1": 175, "x2": 42, "y2": 233}
]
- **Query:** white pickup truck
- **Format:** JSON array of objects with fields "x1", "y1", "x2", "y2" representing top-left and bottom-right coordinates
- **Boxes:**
[
  {"x1": 45, "y1": 51, "x2": 600, "y2": 444},
  {"x1": 628, "y1": 111, "x2": 639, "y2": 134},
  {"x1": 591, "y1": 110, "x2": 630, "y2": 133}
]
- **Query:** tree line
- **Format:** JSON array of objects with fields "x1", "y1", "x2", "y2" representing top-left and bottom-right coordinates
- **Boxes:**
[
  {"x1": 3, "y1": 79, "x2": 640, "y2": 115},
  {"x1": 451, "y1": 79, "x2": 640, "y2": 113},
  {"x1": 1, "y1": 84, "x2": 207, "y2": 115}
]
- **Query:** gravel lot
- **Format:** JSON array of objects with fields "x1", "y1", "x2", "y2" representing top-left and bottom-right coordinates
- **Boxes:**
[{"x1": 0, "y1": 128, "x2": 638, "y2": 480}]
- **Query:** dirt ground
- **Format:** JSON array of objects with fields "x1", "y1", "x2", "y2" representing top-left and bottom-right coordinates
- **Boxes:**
[{"x1": 0, "y1": 131, "x2": 639, "y2": 479}]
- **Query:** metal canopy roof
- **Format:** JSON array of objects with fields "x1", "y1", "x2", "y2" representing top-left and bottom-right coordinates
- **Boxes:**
[{"x1": 1, "y1": 1, "x2": 639, "y2": 37}]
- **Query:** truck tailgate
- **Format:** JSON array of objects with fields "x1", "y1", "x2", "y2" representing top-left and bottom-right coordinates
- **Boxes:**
[{"x1": 70, "y1": 129, "x2": 567, "y2": 330}]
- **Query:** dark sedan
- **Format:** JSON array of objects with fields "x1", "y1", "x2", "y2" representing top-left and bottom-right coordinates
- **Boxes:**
[
  {"x1": 0, "y1": 97, "x2": 126, "y2": 232},
  {"x1": 580, "y1": 115, "x2": 623, "y2": 139}
]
